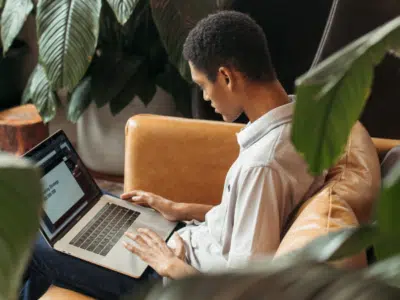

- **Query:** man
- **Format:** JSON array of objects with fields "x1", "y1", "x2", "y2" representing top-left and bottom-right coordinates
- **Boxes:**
[{"x1": 22, "y1": 11, "x2": 325, "y2": 299}]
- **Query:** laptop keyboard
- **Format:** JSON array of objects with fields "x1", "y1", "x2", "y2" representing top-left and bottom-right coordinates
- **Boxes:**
[{"x1": 70, "y1": 203, "x2": 140, "y2": 256}]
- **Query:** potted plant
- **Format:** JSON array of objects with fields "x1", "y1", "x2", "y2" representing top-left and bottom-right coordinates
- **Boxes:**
[
  {"x1": 0, "y1": 0, "x2": 193, "y2": 175},
  {"x1": 0, "y1": 38, "x2": 30, "y2": 111},
  {"x1": 2, "y1": 13, "x2": 400, "y2": 300}
]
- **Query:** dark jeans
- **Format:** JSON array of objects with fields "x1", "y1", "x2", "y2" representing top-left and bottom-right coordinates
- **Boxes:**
[
  {"x1": 20, "y1": 234, "x2": 161, "y2": 299},
  {"x1": 20, "y1": 220, "x2": 185, "y2": 300}
]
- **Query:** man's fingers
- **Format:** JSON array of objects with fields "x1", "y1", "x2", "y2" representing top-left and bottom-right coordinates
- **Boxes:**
[
  {"x1": 124, "y1": 232, "x2": 147, "y2": 248},
  {"x1": 122, "y1": 241, "x2": 138, "y2": 254},
  {"x1": 120, "y1": 190, "x2": 146, "y2": 200},
  {"x1": 130, "y1": 196, "x2": 148, "y2": 204},
  {"x1": 122, "y1": 241, "x2": 147, "y2": 259},
  {"x1": 138, "y1": 228, "x2": 164, "y2": 245},
  {"x1": 137, "y1": 232, "x2": 154, "y2": 246},
  {"x1": 130, "y1": 196, "x2": 152, "y2": 208},
  {"x1": 120, "y1": 191, "x2": 136, "y2": 200}
]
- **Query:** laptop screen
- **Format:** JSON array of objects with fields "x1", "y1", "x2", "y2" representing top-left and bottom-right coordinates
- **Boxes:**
[{"x1": 24, "y1": 130, "x2": 101, "y2": 243}]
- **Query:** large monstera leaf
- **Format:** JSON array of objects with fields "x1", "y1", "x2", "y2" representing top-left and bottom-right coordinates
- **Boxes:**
[
  {"x1": 36, "y1": 0, "x2": 102, "y2": 91},
  {"x1": 126, "y1": 260, "x2": 400, "y2": 300},
  {"x1": 0, "y1": 154, "x2": 43, "y2": 300},
  {"x1": 292, "y1": 16, "x2": 400, "y2": 175},
  {"x1": 22, "y1": 64, "x2": 58, "y2": 123},
  {"x1": 150, "y1": 0, "x2": 233, "y2": 81},
  {"x1": 106, "y1": 0, "x2": 141, "y2": 25},
  {"x1": 1, "y1": 0, "x2": 33, "y2": 55}
]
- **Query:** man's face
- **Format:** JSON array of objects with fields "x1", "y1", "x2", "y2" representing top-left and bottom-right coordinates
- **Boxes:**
[{"x1": 189, "y1": 62, "x2": 243, "y2": 122}]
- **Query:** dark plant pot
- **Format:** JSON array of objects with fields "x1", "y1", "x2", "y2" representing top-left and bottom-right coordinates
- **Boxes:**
[{"x1": 0, "y1": 40, "x2": 30, "y2": 111}]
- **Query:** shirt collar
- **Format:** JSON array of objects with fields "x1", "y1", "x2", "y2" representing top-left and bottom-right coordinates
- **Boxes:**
[{"x1": 236, "y1": 95, "x2": 295, "y2": 151}]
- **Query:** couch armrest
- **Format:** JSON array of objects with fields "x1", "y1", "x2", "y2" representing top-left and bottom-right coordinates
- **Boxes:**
[
  {"x1": 124, "y1": 115, "x2": 242, "y2": 206},
  {"x1": 372, "y1": 137, "x2": 400, "y2": 154}
]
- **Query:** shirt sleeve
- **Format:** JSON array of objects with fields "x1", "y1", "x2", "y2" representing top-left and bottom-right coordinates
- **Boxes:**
[{"x1": 227, "y1": 166, "x2": 288, "y2": 268}]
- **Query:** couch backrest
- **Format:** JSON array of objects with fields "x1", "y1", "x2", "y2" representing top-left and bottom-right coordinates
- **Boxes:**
[
  {"x1": 322, "y1": 122, "x2": 381, "y2": 223},
  {"x1": 124, "y1": 115, "x2": 241, "y2": 205},
  {"x1": 275, "y1": 122, "x2": 381, "y2": 267},
  {"x1": 125, "y1": 115, "x2": 399, "y2": 269}
]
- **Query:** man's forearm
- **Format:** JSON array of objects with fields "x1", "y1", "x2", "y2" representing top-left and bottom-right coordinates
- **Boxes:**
[{"x1": 174, "y1": 202, "x2": 214, "y2": 222}]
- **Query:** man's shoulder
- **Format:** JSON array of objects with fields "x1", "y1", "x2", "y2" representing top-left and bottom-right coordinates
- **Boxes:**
[
  {"x1": 241, "y1": 123, "x2": 294, "y2": 168},
  {"x1": 239, "y1": 123, "x2": 315, "y2": 181}
]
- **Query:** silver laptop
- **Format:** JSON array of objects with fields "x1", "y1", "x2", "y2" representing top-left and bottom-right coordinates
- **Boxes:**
[{"x1": 24, "y1": 130, "x2": 177, "y2": 278}]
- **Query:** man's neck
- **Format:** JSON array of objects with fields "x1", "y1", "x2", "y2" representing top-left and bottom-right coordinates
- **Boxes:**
[{"x1": 242, "y1": 80, "x2": 289, "y2": 123}]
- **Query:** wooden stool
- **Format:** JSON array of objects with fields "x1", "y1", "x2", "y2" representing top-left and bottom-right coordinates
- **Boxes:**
[{"x1": 0, "y1": 104, "x2": 49, "y2": 155}]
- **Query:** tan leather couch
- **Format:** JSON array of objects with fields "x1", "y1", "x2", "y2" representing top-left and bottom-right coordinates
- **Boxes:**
[{"x1": 40, "y1": 115, "x2": 400, "y2": 299}]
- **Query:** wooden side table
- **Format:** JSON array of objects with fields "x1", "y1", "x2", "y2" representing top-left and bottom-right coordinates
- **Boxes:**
[{"x1": 0, "y1": 104, "x2": 49, "y2": 155}]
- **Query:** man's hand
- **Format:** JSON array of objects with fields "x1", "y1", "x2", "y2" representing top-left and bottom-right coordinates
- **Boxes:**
[
  {"x1": 120, "y1": 191, "x2": 182, "y2": 222},
  {"x1": 123, "y1": 228, "x2": 196, "y2": 278},
  {"x1": 121, "y1": 190, "x2": 214, "y2": 222}
]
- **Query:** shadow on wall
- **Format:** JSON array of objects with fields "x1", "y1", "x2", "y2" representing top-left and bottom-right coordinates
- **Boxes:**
[{"x1": 0, "y1": 16, "x2": 37, "y2": 112}]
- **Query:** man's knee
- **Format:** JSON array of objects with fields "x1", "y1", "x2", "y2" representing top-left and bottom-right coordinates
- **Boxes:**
[{"x1": 28, "y1": 234, "x2": 55, "y2": 276}]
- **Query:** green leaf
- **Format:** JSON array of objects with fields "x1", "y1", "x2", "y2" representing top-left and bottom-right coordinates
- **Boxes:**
[
  {"x1": 136, "y1": 261, "x2": 400, "y2": 300},
  {"x1": 106, "y1": 0, "x2": 140, "y2": 25},
  {"x1": 67, "y1": 76, "x2": 92, "y2": 123},
  {"x1": 22, "y1": 68, "x2": 34, "y2": 105},
  {"x1": 135, "y1": 81, "x2": 156, "y2": 107},
  {"x1": 375, "y1": 162, "x2": 400, "y2": 260},
  {"x1": 295, "y1": 224, "x2": 379, "y2": 262},
  {"x1": 0, "y1": 154, "x2": 43, "y2": 300},
  {"x1": 1, "y1": 0, "x2": 33, "y2": 54},
  {"x1": 109, "y1": 59, "x2": 156, "y2": 115},
  {"x1": 0, "y1": 0, "x2": 5, "y2": 9},
  {"x1": 365, "y1": 254, "x2": 400, "y2": 289},
  {"x1": 36, "y1": 0, "x2": 102, "y2": 91},
  {"x1": 150, "y1": 0, "x2": 234, "y2": 81},
  {"x1": 155, "y1": 63, "x2": 192, "y2": 117},
  {"x1": 22, "y1": 64, "x2": 58, "y2": 123},
  {"x1": 292, "y1": 16, "x2": 400, "y2": 175},
  {"x1": 91, "y1": 52, "x2": 143, "y2": 108}
]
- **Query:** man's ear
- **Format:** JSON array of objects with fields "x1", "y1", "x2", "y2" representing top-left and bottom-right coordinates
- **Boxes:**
[{"x1": 218, "y1": 67, "x2": 234, "y2": 90}]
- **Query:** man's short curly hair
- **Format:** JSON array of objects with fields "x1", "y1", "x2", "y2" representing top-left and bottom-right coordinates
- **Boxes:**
[{"x1": 183, "y1": 11, "x2": 276, "y2": 83}]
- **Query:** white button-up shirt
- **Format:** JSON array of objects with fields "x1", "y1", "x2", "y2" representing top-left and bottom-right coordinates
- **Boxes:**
[{"x1": 169, "y1": 96, "x2": 326, "y2": 272}]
